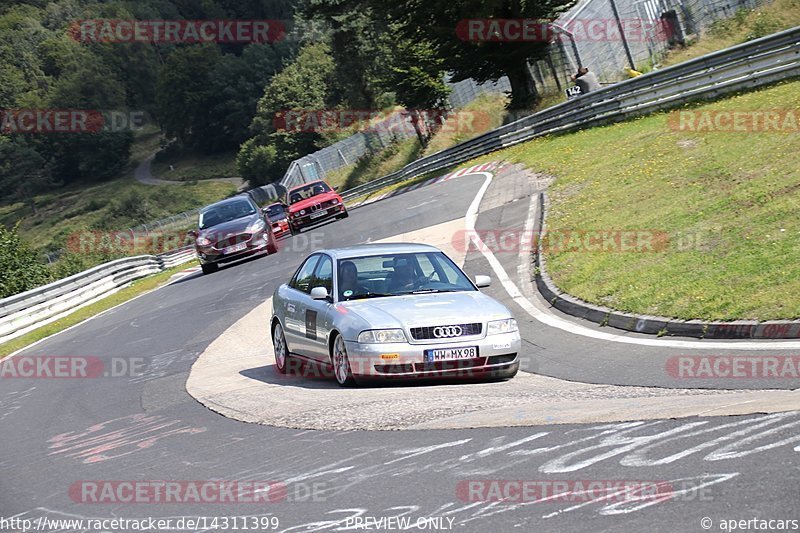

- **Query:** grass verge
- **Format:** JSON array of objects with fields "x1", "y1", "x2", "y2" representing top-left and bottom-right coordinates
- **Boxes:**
[
  {"x1": 151, "y1": 148, "x2": 238, "y2": 182},
  {"x1": 0, "y1": 260, "x2": 197, "y2": 359},
  {"x1": 468, "y1": 79, "x2": 800, "y2": 321}
]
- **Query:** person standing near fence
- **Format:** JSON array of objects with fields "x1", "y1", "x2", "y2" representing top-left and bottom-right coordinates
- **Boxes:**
[{"x1": 571, "y1": 66, "x2": 602, "y2": 93}]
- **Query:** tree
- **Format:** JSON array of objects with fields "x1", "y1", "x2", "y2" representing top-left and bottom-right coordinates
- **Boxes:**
[
  {"x1": 301, "y1": 1, "x2": 451, "y2": 146},
  {"x1": 204, "y1": 41, "x2": 297, "y2": 152},
  {"x1": 156, "y1": 44, "x2": 223, "y2": 147},
  {"x1": 43, "y1": 56, "x2": 133, "y2": 183},
  {"x1": 236, "y1": 138, "x2": 277, "y2": 185},
  {"x1": 382, "y1": 38, "x2": 451, "y2": 147},
  {"x1": 0, "y1": 222, "x2": 52, "y2": 299},
  {"x1": 0, "y1": 137, "x2": 56, "y2": 213},
  {"x1": 240, "y1": 42, "x2": 335, "y2": 186},
  {"x1": 370, "y1": 0, "x2": 576, "y2": 109},
  {"x1": 302, "y1": 0, "x2": 395, "y2": 109}
]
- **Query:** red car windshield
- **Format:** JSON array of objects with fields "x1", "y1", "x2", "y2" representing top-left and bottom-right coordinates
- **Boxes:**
[
  {"x1": 265, "y1": 204, "x2": 286, "y2": 221},
  {"x1": 289, "y1": 182, "x2": 331, "y2": 204}
]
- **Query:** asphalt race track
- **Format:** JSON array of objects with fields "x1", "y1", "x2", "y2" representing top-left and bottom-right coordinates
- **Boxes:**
[{"x1": 2, "y1": 168, "x2": 800, "y2": 532}]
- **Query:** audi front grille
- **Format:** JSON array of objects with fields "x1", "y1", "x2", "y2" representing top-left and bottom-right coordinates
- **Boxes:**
[{"x1": 409, "y1": 323, "x2": 482, "y2": 341}]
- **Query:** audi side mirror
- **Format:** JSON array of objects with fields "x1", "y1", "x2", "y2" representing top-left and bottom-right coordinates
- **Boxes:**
[
  {"x1": 310, "y1": 286, "x2": 330, "y2": 300},
  {"x1": 475, "y1": 275, "x2": 492, "y2": 288}
]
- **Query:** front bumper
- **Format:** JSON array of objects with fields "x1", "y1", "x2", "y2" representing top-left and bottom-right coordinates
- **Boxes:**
[
  {"x1": 196, "y1": 230, "x2": 272, "y2": 265},
  {"x1": 291, "y1": 204, "x2": 346, "y2": 229},
  {"x1": 344, "y1": 331, "x2": 521, "y2": 379},
  {"x1": 270, "y1": 222, "x2": 291, "y2": 238}
]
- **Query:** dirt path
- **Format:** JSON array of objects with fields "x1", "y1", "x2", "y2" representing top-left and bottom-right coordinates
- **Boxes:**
[{"x1": 134, "y1": 153, "x2": 246, "y2": 190}]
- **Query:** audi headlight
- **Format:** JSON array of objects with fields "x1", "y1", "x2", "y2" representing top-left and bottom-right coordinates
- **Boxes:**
[
  {"x1": 357, "y1": 329, "x2": 407, "y2": 344},
  {"x1": 196, "y1": 235, "x2": 212, "y2": 246},
  {"x1": 487, "y1": 318, "x2": 518, "y2": 335}
]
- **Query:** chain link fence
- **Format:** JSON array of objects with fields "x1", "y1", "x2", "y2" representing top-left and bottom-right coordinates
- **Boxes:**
[{"x1": 561, "y1": 0, "x2": 770, "y2": 83}]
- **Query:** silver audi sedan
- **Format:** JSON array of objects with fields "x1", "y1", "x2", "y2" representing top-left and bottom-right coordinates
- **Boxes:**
[{"x1": 270, "y1": 243, "x2": 521, "y2": 386}]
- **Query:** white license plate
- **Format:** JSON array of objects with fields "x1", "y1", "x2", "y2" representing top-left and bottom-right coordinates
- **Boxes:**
[
  {"x1": 424, "y1": 346, "x2": 479, "y2": 362},
  {"x1": 272, "y1": 226, "x2": 281, "y2": 232},
  {"x1": 222, "y1": 242, "x2": 247, "y2": 254},
  {"x1": 310, "y1": 209, "x2": 328, "y2": 219}
]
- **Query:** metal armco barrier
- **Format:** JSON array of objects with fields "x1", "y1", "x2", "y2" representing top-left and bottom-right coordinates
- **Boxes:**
[
  {"x1": 0, "y1": 249, "x2": 196, "y2": 345},
  {"x1": 337, "y1": 26, "x2": 800, "y2": 203}
]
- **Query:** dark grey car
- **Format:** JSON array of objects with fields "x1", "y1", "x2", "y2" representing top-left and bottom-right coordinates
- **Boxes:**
[{"x1": 189, "y1": 196, "x2": 278, "y2": 275}]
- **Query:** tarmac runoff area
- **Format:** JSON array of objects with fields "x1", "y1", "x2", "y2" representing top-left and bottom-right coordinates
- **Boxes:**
[{"x1": 185, "y1": 217, "x2": 800, "y2": 431}]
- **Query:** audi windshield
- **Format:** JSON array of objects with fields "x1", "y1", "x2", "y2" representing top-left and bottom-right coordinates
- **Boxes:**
[{"x1": 337, "y1": 252, "x2": 476, "y2": 301}]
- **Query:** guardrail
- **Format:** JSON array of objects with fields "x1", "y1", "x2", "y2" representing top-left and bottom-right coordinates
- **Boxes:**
[
  {"x1": 0, "y1": 249, "x2": 197, "y2": 346},
  {"x1": 157, "y1": 246, "x2": 196, "y2": 270},
  {"x1": 339, "y1": 26, "x2": 800, "y2": 203}
]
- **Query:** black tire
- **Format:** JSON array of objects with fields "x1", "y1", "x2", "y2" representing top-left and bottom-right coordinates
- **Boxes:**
[
  {"x1": 331, "y1": 334, "x2": 356, "y2": 387},
  {"x1": 201, "y1": 263, "x2": 218, "y2": 275},
  {"x1": 338, "y1": 210, "x2": 349, "y2": 219},
  {"x1": 273, "y1": 322, "x2": 290, "y2": 374},
  {"x1": 290, "y1": 225, "x2": 299, "y2": 236}
]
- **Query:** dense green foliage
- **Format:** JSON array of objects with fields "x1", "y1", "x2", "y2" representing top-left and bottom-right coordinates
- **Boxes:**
[
  {"x1": 0, "y1": 0, "x2": 296, "y2": 208},
  {"x1": 0, "y1": 223, "x2": 51, "y2": 298}
]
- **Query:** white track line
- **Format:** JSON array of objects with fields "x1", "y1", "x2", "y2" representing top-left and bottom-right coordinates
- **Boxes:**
[{"x1": 464, "y1": 172, "x2": 800, "y2": 350}]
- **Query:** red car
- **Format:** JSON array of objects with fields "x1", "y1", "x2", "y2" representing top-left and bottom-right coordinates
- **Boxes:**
[
  {"x1": 286, "y1": 180, "x2": 347, "y2": 234},
  {"x1": 263, "y1": 202, "x2": 291, "y2": 238}
]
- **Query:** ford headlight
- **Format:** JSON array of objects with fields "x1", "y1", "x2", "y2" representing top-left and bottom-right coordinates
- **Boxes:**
[
  {"x1": 487, "y1": 318, "x2": 518, "y2": 335},
  {"x1": 196, "y1": 235, "x2": 212, "y2": 246},
  {"x1": 248, "y1": 218, "x2": 266, "y2": 232},
  {"x1": 357, "y1": 329, "x2": 407, "y2": 343}
]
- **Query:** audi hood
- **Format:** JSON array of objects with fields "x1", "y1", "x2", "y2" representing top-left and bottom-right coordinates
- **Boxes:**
[{"x1": 337, "y1": 291, "x2": 514, "y2": 340}]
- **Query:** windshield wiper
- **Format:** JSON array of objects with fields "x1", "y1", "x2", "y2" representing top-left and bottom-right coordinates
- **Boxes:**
[
  {"x1": 406, "y1": 289, "x2": 461, "y2": 294},
  {"x1": 349, "y1": 292, "x2": 396, "y2": 300}
]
